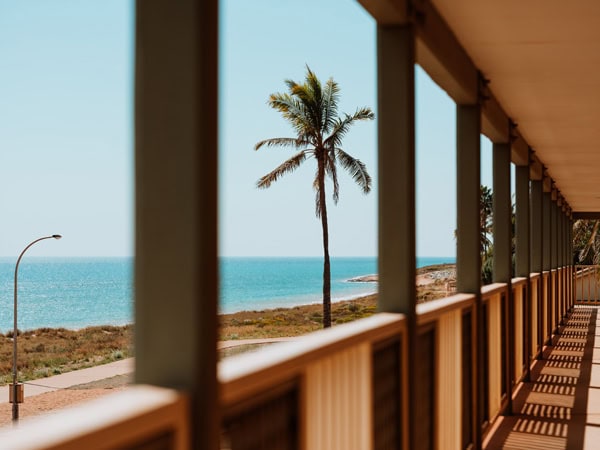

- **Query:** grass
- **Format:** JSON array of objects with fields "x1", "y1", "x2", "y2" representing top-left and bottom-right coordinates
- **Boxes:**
[{"x1": 0, "y1": 325, "x2": 133, "y2": 385}]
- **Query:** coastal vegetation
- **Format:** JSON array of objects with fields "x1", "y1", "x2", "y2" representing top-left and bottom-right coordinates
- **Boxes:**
[
  {"x1": 255, "y1": 66, "x2": 374, "y2": 327},
  {"x1": 0, "y1": 325, "x2": 133, "y2": 385}
]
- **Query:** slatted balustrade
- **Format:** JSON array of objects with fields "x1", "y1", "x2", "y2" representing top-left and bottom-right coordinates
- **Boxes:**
[{"x1": 575, "y1": 265, "x2": 600, "y2": 304}]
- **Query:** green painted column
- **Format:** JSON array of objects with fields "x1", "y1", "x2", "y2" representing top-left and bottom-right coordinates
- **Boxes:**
[
  {"x1": 515, "y1": 165, "x2": 530, "y2": 379},
  {"x1": 493, "y1": 143, "x2": 512, "y2": 283},
  {"x1": 377, "y1": 23, "x2": 417, "y2": 449},
  {"x1": 515, "y1": 167, "x2": 530, "y2": 278},
  {"x1": 530, "y1": 180, "x2": 544, "y2": 357},
  {"x1": 543, "y1": 191, "x2": 552, "y2": 343},
  {"x1": 135, "y1": 1, "x2": 219, "y2": 448},
  {"x1": 457, "y1": 103, "x2": 481, "y2": 447},
  {"x1": 551, "y1": 196, "x2": 558, "y2": 332},
  {"x1": 493, "y1": 143, "x2": 513, "y2": 414}
]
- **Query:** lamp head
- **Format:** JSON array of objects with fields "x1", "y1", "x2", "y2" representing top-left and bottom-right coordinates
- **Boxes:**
[{"x1": 52, "y1": 235, "x2": 62, "y2": 240}]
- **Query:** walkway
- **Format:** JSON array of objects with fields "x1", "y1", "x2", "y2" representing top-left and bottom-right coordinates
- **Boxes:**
[
  {"x1": 5, "y1": 337, "x2": 293, "y2": 400},
  {"x1": 485, "y1": 306, "x2": 600, "y2": 449},
  {"x1": 11, "y1": 358, "x2": 134, "y2": 398}
]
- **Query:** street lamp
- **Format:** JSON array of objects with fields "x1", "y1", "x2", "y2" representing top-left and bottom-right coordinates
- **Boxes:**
[{"x1": 11, "y1": 234, "x2": 61, "y2": 422}]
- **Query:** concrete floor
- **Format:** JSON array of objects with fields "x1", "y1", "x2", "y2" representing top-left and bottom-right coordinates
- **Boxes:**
[{"x1": 485, "y1": 306, "x2": 600, "y2": 449}]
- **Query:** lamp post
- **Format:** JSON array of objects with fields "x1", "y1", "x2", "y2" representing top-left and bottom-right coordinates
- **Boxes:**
[{"x1": 12, "y1": 234, "x2": 61, "y2": 422}]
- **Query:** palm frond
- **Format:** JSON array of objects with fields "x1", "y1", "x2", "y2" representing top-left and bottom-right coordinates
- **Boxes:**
[
  {"x1": 257, "y1": 151, "x2": 308, "y2": 189},
  {"x1": 325, "y1": 154, "x2": 340, "y2": 204},
  {"x1": 324, "y1": 107, "x2": 375, "y2": 148},
  {"x1": 268, "y1": 93, "x2": 311, "y2": 135},
  {"x1": 322, "y1": 77, "x2": 340, "y2": 134},
  {"x1": 335, "y1": 149, "x2": 371, "y2": 194},
  {"x1": 289, "y1": 66, "x2": 323, "y2": 134},
  {"x1": 254, "y1": 137, "x2": 309, "y2": 151}
]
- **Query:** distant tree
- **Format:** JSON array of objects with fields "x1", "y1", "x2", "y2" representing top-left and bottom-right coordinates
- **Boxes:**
[
  {"x1": 255, "y1": 67, "x2": 374, "y2": 327},
  {"x1": 480, "y1": 185, "x2": 493, "y2": 259},
  {"x1": 573, "y1": 220, "x2": 600, "y2": 265}
]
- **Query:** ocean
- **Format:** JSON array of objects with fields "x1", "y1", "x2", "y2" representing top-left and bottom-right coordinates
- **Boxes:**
[{"x1": 0, "y1": 256, "x2": 454, "y2": 331}]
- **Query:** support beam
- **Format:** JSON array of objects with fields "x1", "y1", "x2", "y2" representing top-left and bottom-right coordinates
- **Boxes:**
[
  {"x1": 377, "y1": 24, "x2": 416, "y2": 450},
  {"x1": 531, "y1": 180, "x2": 544, "y2": 357},
  {"x1": 543, "y1": 192, "x2": 552, "y2": 343},
  {"x1": 515, "y1": 166, "x2": 530, "y2": 277},
  {"x1": 515, "y1": 165, "x2": 530, "y2": 379},
  {"x1": 492, "y1": 143, "x2": 513, "y2": 414},
  {"x1": 135, "y1": 1, "x2": 219, "y2": 448},
  {"x1": 551, "y1": 194, "x2": 558, "y2": 332},
  {"x1": 457, "y1": 103, "x2": 481, "y2": 448},
  {"x1": 493, "y1": 143, "x2": 512, "y2": 283}
]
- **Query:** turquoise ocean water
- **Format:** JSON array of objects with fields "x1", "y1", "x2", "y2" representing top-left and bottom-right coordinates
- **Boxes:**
[{"x1": 0, "y1": 256, "x2": 454, "y2": 330}]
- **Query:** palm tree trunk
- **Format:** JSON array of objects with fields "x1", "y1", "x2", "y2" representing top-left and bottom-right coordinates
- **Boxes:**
[{"x1": 318, "y1": 158, "x2": 332, "y2": 328}]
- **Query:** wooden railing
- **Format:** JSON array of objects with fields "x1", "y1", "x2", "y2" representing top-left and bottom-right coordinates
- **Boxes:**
[
  {"x1": 220, "y1": 268, "x2": 572, "y2": 450},
  {"x1": 0, "y1": 385, "x2": 190, "y2": 449},
  {"x1": 575, "y1": 265, "x2": 600, "y2": 304},
  {"x1": 0, "y1": 267, "x2": 575, "y2": 449},
  {"x1": 219, "y1": 313, "x2": 406, "y2": 450}
]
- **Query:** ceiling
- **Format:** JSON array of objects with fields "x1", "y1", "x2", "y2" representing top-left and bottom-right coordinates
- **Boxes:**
[{"x1": 432, "y1": 0, "x2": 600, "y2": 212}]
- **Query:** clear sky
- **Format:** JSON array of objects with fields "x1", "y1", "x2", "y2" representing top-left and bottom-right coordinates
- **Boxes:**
[
  {"x1": 1, "y1": 0, "x2": 500, "y2": 259},
  {"x1": 0, "y1": 0, "x2": 134, "y2": 257}
]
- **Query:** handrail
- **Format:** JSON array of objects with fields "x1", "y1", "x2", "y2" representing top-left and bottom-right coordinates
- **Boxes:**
[
  {"x1": 0, "y1": 385, "x2": 189, "y2": 449},
  {"x1": 511, "y1": 277, "x2": 527, "y2": 287},
  {"x1": 481, "y1": 282, "x2": 508, "y2": 300},
  {"x1": 219, "y1": 312, "x2": 405, "y2": 406},
  {"x1": 417, "y1": 292, "x2": 475, "y2": 326}
]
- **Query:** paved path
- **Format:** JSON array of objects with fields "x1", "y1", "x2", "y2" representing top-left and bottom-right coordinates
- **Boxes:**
[
  {"x1": 6, "y1": 337, "x2": 294, "y2": 399},
  {"x1": 218, "y1": 337, "x2": 295, "y2": 349},
  {"x1": 13, "y1": 358, "x2": 134, "y2": 398}
]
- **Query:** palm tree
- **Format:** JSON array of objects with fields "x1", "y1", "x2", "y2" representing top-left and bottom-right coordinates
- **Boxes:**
[{"x1": 255, "y1": 67, "x2": 374, "y2": 328}]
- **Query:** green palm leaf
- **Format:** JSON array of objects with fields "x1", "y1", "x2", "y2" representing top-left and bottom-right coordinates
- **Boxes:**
[
  {"x1": 257, "y1": 151, "x2": 308, "y2": 189},
  {"x1": 255, "y1": 137, "x2": 309, "y2": 151},
  {"x1": 335, "y1": 149, "x2": 371, "y2": 194}
]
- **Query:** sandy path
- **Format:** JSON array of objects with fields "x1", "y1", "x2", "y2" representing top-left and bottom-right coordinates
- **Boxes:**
[{"x1": 0, "y1": 386, "x2": 128, "y2": 428}]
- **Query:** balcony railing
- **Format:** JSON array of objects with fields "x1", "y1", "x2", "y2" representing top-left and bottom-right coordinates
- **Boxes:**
[
  {"x1": 574, "y1": 265, "x2": 600, "y2": 304},
  {"x1": 0, "y1": 267, "x2": 575, "y2": 449}
]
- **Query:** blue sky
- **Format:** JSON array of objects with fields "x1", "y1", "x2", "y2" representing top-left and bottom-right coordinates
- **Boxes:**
[
  {"x1": 0, "y1": 0, "x2": 133, "y2": 257},
  {"x1": 0, "y1": 0, "x2": 498, "y2": 258}
]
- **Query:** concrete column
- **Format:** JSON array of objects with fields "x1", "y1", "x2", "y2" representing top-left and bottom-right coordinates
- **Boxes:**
[
  {"x1": 377, "y1": 23, "x2": 417, "y2": 449},
  {"x1": 457, "y1": 103, "x2": 481, "y2": 447},
  {"x1": 135, "y1": 1, "x2": 219, "y2": 448}
]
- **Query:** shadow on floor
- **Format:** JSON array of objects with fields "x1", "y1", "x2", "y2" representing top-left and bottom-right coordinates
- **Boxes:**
[{"x1": 485, "y1": 307, "x2": 597, "y2": 449}]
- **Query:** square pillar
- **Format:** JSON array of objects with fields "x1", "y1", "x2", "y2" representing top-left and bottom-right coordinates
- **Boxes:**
[
  {"x1": 457, "y1": 103, "x2": 481, "y2": 448},
  {"x1": 543, "y1": 190, "x2": 552, "y2": 343},
  {"x1": 492, "y1": 142, "x2": 513, "y2": 414},
  {"x1": 515, "y1": 165, "x2": 530, "y2": 378},
  {"x1": 135, "y1": 1, "x2": 219, "y2": 448},
  {"x1": 377, "y1": 23, "x2": 416, "y2": 450},
  {"x1": 530, "y1": 180, "x2": 544, "y2": 357}
]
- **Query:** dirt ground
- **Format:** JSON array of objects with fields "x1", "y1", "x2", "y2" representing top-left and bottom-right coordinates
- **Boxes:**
[{"x1": 0, "y1": 375, "x2": 131, "y2": 428}]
